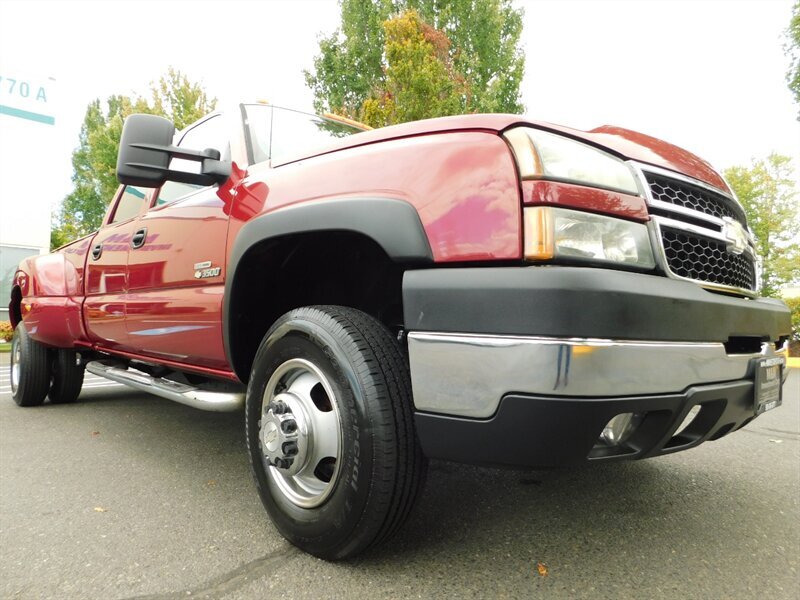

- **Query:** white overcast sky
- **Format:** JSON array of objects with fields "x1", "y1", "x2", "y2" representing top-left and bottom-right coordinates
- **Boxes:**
[{"x1": 1, "y1": 0, "x2": 798, "y2": 206}]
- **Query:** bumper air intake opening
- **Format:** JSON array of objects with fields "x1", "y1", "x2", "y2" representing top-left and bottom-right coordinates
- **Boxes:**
[
  {"x1": 665, "y1": 400, "x2": 726, "y2": 449},
  {"x1": 724, "y1": 337, "x2": 764, "y2": 355}
]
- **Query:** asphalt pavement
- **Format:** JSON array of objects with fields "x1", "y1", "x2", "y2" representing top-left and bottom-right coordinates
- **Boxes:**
[{"x1": 1, "y1": 354, "x2": 798, "y2": 600}]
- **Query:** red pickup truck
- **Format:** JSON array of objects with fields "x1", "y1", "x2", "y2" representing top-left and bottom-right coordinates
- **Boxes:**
[{"x1": 8, "y1": 105, "x2": 791, "y2": 559}]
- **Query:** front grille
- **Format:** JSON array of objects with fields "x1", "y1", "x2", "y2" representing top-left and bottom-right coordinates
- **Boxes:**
[
  {"x1": 641, "y1": 167, "x2": 757, "y2": 295},
  {"x1": 661, "y1": 227, "x2": 756, "y2": 291},
  {"x1": 646, "y1": 172, "x2": 747, "y2": 226}
]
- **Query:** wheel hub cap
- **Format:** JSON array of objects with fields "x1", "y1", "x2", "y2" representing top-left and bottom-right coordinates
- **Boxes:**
[
  {"x1": 259, "y1": 359, "x2": 342, "y2": 508},
  {"x1": 260, "y1": 392, "x2": 310, "y2": 476}
]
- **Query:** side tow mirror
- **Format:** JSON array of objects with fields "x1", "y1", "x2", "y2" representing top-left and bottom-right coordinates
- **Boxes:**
[{"x1": 116, "y1": 114, "x2": 231, "y2": 187}]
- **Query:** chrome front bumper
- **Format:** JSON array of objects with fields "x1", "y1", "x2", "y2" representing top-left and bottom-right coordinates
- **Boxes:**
[{"x1": 407, "y1": 332, "x2": 789, "y2": 419}]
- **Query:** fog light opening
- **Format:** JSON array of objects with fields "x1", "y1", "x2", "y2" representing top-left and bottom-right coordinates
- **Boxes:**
[{"x1": 598, "y1": 412, "x2": 644, "y2": 447}]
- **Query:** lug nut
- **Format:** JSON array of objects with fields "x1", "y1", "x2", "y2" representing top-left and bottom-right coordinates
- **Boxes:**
[
  {"x1": 281, "y1": 419, "x2": 297, "y2": 434},
  {"x1": 282, "y1": 441, "x2": 299, "y2": 457},
  {"x1": 270, "y1": 400, "x2": 288, "y2": 415},
  {"x1": 273, "y1": 457, "x2": 289, "y2": 469}
]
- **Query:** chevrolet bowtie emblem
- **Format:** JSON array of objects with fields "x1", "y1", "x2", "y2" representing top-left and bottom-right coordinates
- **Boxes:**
[{"x1": 722, "y1": 217, "x2": 748, "y2": 255}]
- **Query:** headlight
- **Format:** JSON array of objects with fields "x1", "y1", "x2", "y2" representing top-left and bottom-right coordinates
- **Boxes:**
[
  {"x1": 503, "y1": 127, "x2": 640, "y2": 195},
  {"x1": 524, "y1": 206, "x2": 655, "y2": 269}
]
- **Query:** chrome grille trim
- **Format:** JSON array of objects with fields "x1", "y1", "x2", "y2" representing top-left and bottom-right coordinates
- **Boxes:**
[
  {"x1": 648, "y1": 199, "x2": 725, "y2": 229},
  {"x1": 629, "y1": 162, "x2": 758, "y2": 297},
  {"x1": 653, "y1": 215, "x2": 754, "y2": 255}
]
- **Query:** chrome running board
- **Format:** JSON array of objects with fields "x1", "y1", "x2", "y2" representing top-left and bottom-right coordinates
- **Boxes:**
[{"x1": 85, "y1": 361, "x2": 244, "y2": 412}]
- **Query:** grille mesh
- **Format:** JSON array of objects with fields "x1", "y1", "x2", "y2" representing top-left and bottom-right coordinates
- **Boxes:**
[
  {"x1": 646, "y1": 173, "x2": 746, "y2": 226},
  {"x1": 661, "y1": 227, "x2": 755, "y2": 291}
]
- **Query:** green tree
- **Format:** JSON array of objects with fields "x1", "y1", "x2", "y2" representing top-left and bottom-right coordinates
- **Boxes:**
[
  {"x1": 51, "y1": 69, "x2": 216, "y2": 248},
  {"x1": 361, "y1": 10, "x2": 468, "y2": 127},
  {"x1": 305, "y1": 0, "x2": 524, "y2": 123},
  {"x1": 787, "y1": 0, "x2": 800, "y2": 118},
  {"x1": 150, "y1": 67, "x2": 217, "y2": 130},
  {"x1": 723, "y1": 154, "x2": 800, "y2": 297}
]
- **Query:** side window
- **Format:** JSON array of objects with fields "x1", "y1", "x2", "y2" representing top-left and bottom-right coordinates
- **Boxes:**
[
  {"x1": 244, "y1": 104, "x2": 272, "y2": 165},
  {"x1": 110, "y1": 185, "x2": 149, "y2": 224},
  {"x1": 155, "y1": 115, "x2": 230, "y2": 206},
  {"x1": 268, "y1": 107, "x2": 361, "y2": 163}
]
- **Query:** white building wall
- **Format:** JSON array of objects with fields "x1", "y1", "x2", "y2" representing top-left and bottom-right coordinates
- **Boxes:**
[{"x1": 0, "y1": 70, "x2": 57, "y2": 320}]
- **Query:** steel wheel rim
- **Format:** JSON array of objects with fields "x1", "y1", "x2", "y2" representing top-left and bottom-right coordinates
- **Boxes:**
[
  {"x1": 10, "y1": 334, "x2": 21, "y2": 393},
  {"x1": 260, "y1": 358, "x2": 343, "y2": 508}
]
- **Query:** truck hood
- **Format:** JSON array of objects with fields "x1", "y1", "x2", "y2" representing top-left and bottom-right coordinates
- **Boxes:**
[{"x1": 281, "y1": 113, "x2": 729, "y2": 194}]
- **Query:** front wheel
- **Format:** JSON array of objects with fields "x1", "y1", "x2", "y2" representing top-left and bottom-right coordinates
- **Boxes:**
[
  {"x1": 10, "y1": 323, "x2": 51, "y2": 407},
  {"x1": 246, "y1": 306, "x2": 427, "y2": 560}
]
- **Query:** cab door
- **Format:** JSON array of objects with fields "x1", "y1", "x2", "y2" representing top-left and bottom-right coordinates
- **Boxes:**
[
  {"x1": 84, "y1": 184, "x2": 152, "y2": 348},
  {"x1": 123, "y1": 114, "x2": 233, "y2": 370}
]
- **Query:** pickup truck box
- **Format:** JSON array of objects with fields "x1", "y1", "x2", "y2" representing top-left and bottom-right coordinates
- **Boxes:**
[{"x1": 8, "y1": 105, "x2": 791, "y2": 559}]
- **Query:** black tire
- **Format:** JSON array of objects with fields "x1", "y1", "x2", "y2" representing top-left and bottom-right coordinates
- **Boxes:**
[
  {"x1": 246, "y1": 306, "x2": 427, "y2": 560},
  {"x1": 49, "y1": 349, "x2": 84, "y2": 404},
  {"x1": 10, "y1": 323, "x2": 51, "y2": 407}
]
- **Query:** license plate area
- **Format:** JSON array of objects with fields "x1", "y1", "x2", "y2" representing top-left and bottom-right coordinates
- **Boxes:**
[{"x1": 753, "y1": 356, "x2": 784, "y2": 415}]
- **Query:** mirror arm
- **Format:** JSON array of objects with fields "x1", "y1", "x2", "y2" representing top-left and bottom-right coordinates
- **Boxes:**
[
  {"x1": 125, "y1": 143, "x2": 231, "y2": 184},
  {"x1": 123, "y1": 162, "x2": 229, "y2": 186},
  {"x1": 128, "y1": 142, "x2": 221, "y2": 162}
]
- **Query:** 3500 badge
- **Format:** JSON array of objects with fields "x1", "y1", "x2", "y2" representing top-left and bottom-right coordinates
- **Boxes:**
[{"x1": 193, "y1": 261, "x2": 221, "y2": 279}]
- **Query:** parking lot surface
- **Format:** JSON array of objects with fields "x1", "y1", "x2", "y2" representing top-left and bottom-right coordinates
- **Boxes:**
[{"x1": 1, "y1": 356, "x2": 798, "y2": 599}]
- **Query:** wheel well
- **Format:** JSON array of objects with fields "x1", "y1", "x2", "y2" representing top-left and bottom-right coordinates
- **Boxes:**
[
  {"x1": 9, "y1": 286, "x2": 22, "y2": 328},
  {"x1": 227, "y1": 231, "x2": 406, "y2": 381}
]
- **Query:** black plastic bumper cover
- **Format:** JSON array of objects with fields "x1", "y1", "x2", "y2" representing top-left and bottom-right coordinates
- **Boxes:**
[
  {"x1": 415, "y1": 380, "x2": 757, "y2": 468},
  {"x1": 403, "y1": 267, "x2": 791, "y2": 342}
]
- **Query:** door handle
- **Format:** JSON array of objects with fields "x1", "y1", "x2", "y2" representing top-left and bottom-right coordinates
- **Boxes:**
[
  {"x1": 131, "y1": 227, "x2": 147, "y2": 249},
  {"x1": 91, "y1": 243, "x2": 103, "y2": 260}
]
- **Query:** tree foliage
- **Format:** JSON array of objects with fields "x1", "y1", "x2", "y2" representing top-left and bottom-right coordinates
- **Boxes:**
[
  {"x1": 51, "y1": 68, "x2": 216, "y2": 248},
  {"x1": 723, "y1": 154, "x2": 800, "y2": 297},
  {"x1": 361, "y1": 10, "x2": 468, "y2": 127},
  {"x1": 305, "y1": 0, "x2": 524, "y2": 126},
  {"x1": 150, "y1": 67, "x2": 218, "y2": 131},
  {"x1": 787, "y1": 0, "x2": 800, "y2": 118}
]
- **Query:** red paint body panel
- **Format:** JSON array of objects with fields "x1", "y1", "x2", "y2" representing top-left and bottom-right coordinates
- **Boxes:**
[
  {"x1": 22, "y1": 296, "x2": 84, "y2": 348},
  {"x1": 121, "y1": 182, "x2": 231, "y2": 367},
  {"x1": 298, "y1": 113, "x2": 728, "y2": 194},
  {"x1": 11, "y1": 107, "x2": 735, "y2": 383},
  {"x1": 83, "y1": 218, "x2": 141, "y2": 346},
  {"x1": 124, "y1": 284, "x2": 227, "y2": 369},
  {"x1": 128, "y1": 189, "x2": 230, "y2": 290},
  {"x1": 229, "y1": 132, "x2": 522, "y2": 263},
  {"x1": 16, "y1": 253, "x2": 81, "y2": 298},
  {"x1": 83, "y1": 294, "x2": 127, "y2": 348},
  {"x1": 58, "y1": 233, "x2": 96, "y2": 296},
  {"x1": 586, "y1": 125, "x2": 729, "y2": 193},
  {"x1": 87, "y1": 345, "x2": 238, "y2": 381},
  {"x1": 521, "y1": 180, "x2": 649, "y2": 222},
  {"x1": 13, "y1": 251, "x2": 90, "y2": 346}
]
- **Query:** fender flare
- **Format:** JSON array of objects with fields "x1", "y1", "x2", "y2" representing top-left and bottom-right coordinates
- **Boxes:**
[{"x1": 223, "y1": 197, "x2": 433, "y2": 379}]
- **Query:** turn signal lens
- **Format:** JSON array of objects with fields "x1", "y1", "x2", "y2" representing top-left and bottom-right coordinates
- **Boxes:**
[{"x1": 523, "y1": 207, "x2": 554, "y2": 259}]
